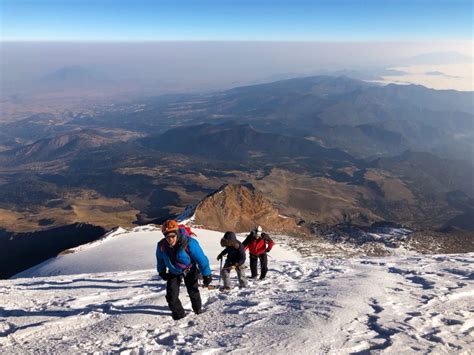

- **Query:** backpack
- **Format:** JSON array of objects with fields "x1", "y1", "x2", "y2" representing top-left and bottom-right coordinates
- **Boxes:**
[{"x1": 179, "y1": 224, "x2": 196, "y2": 238}]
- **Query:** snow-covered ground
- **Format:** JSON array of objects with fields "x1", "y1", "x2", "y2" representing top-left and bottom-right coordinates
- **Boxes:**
[
  {"x1": 1, "y1": 226, "x2": 473, "y2": 354},
  {"x1": 13, "y1": 226, "x2": 299, "y2": 278}
]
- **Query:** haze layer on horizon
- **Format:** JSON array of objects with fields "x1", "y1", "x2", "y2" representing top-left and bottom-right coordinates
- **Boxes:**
[{"x1": 1, "y1": 40, "x2": 472, "y2": 93}]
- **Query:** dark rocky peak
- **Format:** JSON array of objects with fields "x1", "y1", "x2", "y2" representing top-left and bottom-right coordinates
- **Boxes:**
[{"x1": 184, "y1": 183, "x2": 301, "y2": 234}]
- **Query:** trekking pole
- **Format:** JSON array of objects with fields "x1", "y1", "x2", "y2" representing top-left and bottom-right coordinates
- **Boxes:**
[{"x1": 218, "y1": 258, "x2": 223, "y2": 287}]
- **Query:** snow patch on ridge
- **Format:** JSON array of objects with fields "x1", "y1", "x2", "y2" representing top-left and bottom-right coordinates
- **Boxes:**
[
  {"x1": 63, "y1": 226, "x2": 129, "y2": 254},
  {"x1": 177, "y1": 204, "x2": 197, "y2": 225}
]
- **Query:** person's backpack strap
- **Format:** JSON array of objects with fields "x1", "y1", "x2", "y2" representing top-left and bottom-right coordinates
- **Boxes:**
[
  {"x1": 160, "y1": 235, "x2": 193, "y2": 271},
  {"x1": 159, "y1": 239, "x2": 166, "y2": 252},
  {"x1": 262, "y1": 233, "x2": 274, "y2": 251},
  {"x1": 178, "y1": 224, "x2": 197, "y2": 237}
]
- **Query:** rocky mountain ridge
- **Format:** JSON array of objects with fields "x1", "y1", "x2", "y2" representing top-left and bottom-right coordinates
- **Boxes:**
[{"x1": 179, "y1": 183, "x2": 301, "y2": 234}]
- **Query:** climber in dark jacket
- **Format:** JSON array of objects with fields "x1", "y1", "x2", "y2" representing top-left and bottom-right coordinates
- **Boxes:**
[
  {"x1": 242, "y1": 225, "x2": 274, "y2": 280},
  {"x1": 156, "y1": 220, "x2": 212, "y2": 320},
  {"x1": 217, "y1": 231, "x2": 248, "y2": 289}
]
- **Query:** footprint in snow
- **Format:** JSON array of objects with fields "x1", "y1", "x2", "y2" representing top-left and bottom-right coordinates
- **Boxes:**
[
  {"x1": 154, "y1": 331, "x2": 180, "y2": 346},
  {"x1": 0, "y1": 321, "x2": 15, "y2": 337},
  {"x1": 441, "y1": 318, "x2": 463, "y2": 326},
  {"x1": 178, "y1": 320, "x2": 196, "y2": 328}
]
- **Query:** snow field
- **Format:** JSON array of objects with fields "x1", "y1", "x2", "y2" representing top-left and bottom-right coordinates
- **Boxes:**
[
  {"x1": 1, "y1": 226, "x2": 473, "y2": 353},
  {"x1": 1, "y1": 254, "x2": 473, "y2": 353}
]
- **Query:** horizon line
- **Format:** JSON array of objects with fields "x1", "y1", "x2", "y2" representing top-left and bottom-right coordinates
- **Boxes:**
[{"x1": 2, "y1": 39, "x2": 472, "y2": 44}]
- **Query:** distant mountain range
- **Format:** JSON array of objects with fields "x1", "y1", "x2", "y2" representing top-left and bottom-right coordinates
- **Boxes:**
[
  {"x1": 196, "y1": 76, "x2": 473, "y2": 160},
  {"x1": 66, "y1": 75, "x2": 473, "y2": 161},
  {"x1": 141, "y1": 122, "x2": 354, "y2": 164},
  {"x1": 0, "y1": 128, "x2": 141, "y2": 165},
  {"x1": 0, "y1": 75, "x2": 473, "y2": 238},
  {"x1": 39, "y1": 65, "x2": 115, "y2": 90}
]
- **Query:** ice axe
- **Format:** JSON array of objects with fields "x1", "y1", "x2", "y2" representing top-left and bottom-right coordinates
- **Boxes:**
[{"x1": 218, "y1": 258, "x2": 223, "y2": 287}]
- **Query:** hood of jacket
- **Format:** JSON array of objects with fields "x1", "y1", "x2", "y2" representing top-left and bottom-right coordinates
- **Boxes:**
[{"x1": 220, "y1": 231, "x2": 239, "y2": 249}]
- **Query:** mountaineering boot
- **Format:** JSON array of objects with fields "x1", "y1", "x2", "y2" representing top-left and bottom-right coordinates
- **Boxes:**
[{"x1": 172, "y1": 312, "x2": 186, "y2": 321}]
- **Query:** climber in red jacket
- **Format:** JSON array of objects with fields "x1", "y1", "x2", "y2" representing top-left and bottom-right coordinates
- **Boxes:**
[{"x1": 242, "y1": 225, "x2": 274, "y2": 280}]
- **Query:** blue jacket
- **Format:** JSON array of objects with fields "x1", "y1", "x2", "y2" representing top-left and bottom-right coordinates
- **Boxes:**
[{"x1": 156, "y1": 234, "x2": 211, "y2": 276}]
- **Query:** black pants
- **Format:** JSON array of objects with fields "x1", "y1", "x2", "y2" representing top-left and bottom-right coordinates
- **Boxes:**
[
  {"x1": 165, "y1": 268, "x2": 201, "y2": 320},
  {"x1": 249, "y1": 253, "x2": 268, "y2": 279}
]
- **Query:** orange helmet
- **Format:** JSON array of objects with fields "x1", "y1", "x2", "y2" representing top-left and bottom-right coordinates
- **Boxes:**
[{"x1": 162, "y1": 220, "x2": 179, "y2": 235}]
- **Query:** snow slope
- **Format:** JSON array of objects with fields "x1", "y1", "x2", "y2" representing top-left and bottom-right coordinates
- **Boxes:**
[
  {"x1": 14, "y1": 226, "x2": 300, "y2": 278},
  {"x1": 2, "y1": 227, "x2": 473, "y2": 354}
]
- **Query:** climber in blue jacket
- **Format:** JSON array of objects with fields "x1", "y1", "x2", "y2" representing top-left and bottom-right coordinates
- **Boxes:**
[{"x1": 156, "y1": 220, "x2": 212, "y2": 320}]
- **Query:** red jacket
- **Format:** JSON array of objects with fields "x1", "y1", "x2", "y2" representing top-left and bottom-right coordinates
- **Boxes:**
[{"x1": 243, "y1": 232, "x2": 274, "y2": 256}]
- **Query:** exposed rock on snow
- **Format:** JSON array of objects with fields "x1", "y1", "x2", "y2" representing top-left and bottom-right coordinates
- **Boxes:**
[
  {"x1": 294, "y1": 222, "x2": 474, "y2": 257},
  {"x1": 190, "y1": 183, "x2": 301, "y2": 233}
]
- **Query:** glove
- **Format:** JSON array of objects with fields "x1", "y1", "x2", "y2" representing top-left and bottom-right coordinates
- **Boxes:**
[
  {"x1": 265, "y1": 248, "x2": 271, "y2": 253},
  {"x1": 159, "y1": 272, "x2": 170, "y2": 281},
  {"x1": 217, "y1": 253, "x2": 222, "y2": 261},
  {"x1": 202, "y1": 275, "x2": 212, "y2": 286}
]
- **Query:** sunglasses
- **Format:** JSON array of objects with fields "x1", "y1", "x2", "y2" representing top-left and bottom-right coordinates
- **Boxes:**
[{"x1": 165, "y1": 232, "x2": 178, "y2": 239}]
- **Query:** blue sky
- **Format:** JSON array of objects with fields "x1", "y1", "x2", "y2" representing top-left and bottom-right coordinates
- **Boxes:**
[{"x1": 1, "y1": 0, "x2": 472, "y2": 41}]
